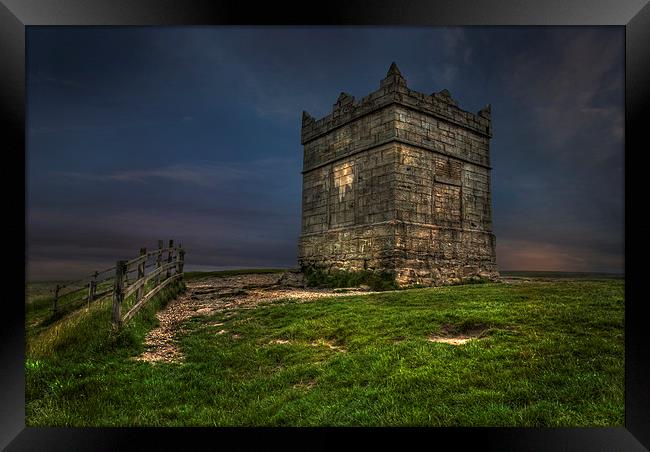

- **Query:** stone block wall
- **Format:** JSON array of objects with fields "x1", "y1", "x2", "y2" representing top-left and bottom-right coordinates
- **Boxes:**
[
  {"x1": 298, "y1": 63, "x2": 498, "y2": 286},
  {"x1": 301, "y1": 142, "x2": 398, "y2": 235}
]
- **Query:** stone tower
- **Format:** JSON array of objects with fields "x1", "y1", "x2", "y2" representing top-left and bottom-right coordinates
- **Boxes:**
[{"x1": 298, "y1": 63, "x2": 498, "y2": 286}]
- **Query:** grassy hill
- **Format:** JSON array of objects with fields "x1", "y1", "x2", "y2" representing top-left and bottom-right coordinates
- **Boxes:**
[{"x1": 25, "y1": 273, "x2": 624, "y2": 427}]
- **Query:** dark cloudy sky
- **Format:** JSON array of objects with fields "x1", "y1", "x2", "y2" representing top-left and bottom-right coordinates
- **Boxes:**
[{"x1": 26, "y1": 26, "x2": 624, "y2": 281}]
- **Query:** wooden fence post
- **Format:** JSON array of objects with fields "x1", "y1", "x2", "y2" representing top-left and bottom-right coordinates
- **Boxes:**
[
  {"x1": 166, "y1": 239, "x2": 174, "y2": 279},
  {"x1": 87, "y1": 271, "x2": 98, "y2": 309},
  {"x1": 155, "y1": 240, "x2": 163, "y2": 286},
  {"x1": 136, "y1": 247, "x2": 146, "y2": 303},
  {"x1": 175, "y1": 243, "x2": 180, "y2": 274},
  {"x1": 178, "y1": 245, "x2": 185, "y2": 277},
  {"x1": 52, "y1": 284, "x2": 60, "y2": 314},
  {"x1": 112, "y1": 260, "x2": 127, "y2": 327}
]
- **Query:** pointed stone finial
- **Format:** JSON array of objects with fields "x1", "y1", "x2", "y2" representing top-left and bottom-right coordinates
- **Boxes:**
[
  {"x1": 478, "y1": 104, "x2": 491, "y2": 119},
  {"x1": 380, "y1": 62, "x2": 407, "y2": 89},
  {"x1": 336, "y1": 92, "x2": 350, "y2": 103},
  {"x1": 333, "y1": 92, "x2": 355, "y2": 112},
  {"x1": 433, "y1": 89, "x2": 457, "y2": 106},
  {"x1": 302, "y1": 110, "x2": 316, "y2": 127},
  {"x1": 387, "y1": 62, "x2": 402, "y2": 77}
]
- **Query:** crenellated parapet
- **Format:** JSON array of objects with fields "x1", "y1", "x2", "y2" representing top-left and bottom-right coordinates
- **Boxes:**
[{"x1": 301, "y1": 62, "x2": 492, "y2": 145}]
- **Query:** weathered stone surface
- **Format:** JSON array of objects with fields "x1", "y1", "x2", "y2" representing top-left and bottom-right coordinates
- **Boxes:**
[
  {"x1": 298, "y1": 63, "x2": 498, "y2": 286},
  {"x1": 278, "y1": 268, "x2": 306, "y2": 288}
]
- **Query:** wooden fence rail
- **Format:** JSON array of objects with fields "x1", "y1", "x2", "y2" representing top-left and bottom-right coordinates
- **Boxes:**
[
  {"x1": 51, "y1": 270, "x2": 115, "y2": 314},
  {"x1": 111, "y1": 240, "x2": 185, "y2": 327},
  {"x1": 49, "y1": 239, "x2": 185, "y2": 328}
]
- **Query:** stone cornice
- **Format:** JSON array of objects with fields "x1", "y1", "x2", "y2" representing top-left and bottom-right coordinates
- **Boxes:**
[
  {"x1": 299, "y1": 219, "x2": 496, "y2": 238},
  {"x1": 301, "y1": 137, "x2": 492, "y2": 174}
]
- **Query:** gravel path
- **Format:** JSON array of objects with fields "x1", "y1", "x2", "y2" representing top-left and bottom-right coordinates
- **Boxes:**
[
  {"x1": 133, "y1": 273, "x2": 553, "y2": 363},
  {"x1": 133, "y1": 272, "x2": 378, "y2": 364}
]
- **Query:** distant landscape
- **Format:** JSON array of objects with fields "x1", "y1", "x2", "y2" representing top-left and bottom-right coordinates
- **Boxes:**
[{"x1": 499, "y1": 270, "x2": 624, "y2": 279}]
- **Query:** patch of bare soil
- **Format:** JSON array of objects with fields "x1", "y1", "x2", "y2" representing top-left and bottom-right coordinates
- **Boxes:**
[
  {"x1": 292, "y1": 380, "x2": 317, "y2": 390},
  {"x1": 309, "y1": 339, "x2": 346, "y2": 352},
  {"x1": 427, "y1": 323, "x2": 489, "y2": 345},
  {"x1": 268, "y1": 338, "x2": 346, "y2": 352},
  {"x1": 499, "y1": 277, "x2": 533, "y2": 285},
  {"x1": 134, "y1": 272, "x2": 375, "y2": 363}
]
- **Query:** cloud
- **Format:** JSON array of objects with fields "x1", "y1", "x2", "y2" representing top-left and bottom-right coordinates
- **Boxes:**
[
  {"x1": 489, "y1": 28, "x2": 624, "y2": 275},
  {"x1": 30, "y1": 74, "x2": 84, "y2": 88},
  {"x1": 245, "y1": 70, "x2": 330, "y2": 122},
  {"x1": 425, "y1": 28, "x2": 474, "y2": 88},
  {"x1": 506, "y1": 29, "x2": 623, "y2": 153},
  {"x1": 497, "y1": 238, "x2": 623, "y2": 273},
  {"x1": 28, "y1": 116, "x2": 161, "y2": 135},
  {"x1": 442, "y1": 28, "x2": 467, "y2": 55},
  {"x1": 151, "y1": 28, "x2": 332, "y2": 122},
  {"x1": 27, "y1": 204, "x2": 301, "y2": 280},
  {"x1": 50, "y1": 158, "x2": 294, "y2": 188}
]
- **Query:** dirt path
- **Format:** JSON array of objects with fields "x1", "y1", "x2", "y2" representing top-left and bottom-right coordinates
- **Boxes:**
[
  {"x1": 134, "y1": 273, "x2": 378, "y2": 364},
  {"x1": 134, "y1": 273, "x2": 587, "y2": 363}
]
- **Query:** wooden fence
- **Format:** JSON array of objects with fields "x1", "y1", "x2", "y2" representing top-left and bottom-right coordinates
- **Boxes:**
[
  {"x1": 50, "y1": 269, "x2": 117, "y2": 315},
  {"x1": 50, "y1": 239, "x2": 185, "y2": 327}
]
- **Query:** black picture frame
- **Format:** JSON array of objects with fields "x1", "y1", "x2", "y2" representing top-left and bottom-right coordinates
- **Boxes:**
[{"x1": 2, "y1": 0, "x2": 648, "y2": 449}]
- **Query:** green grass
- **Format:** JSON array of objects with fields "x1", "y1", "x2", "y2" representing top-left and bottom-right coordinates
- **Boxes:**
[
  {"x1": 26, "y1": 279, "x2": 185, "y2": 361},
  {"x1": 26, "y1": 279, "x2": 118, "y2": 340},
  {"x1": 25, "y1": 278, "x2": 624, "y2": 427}
]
